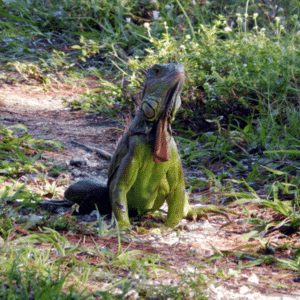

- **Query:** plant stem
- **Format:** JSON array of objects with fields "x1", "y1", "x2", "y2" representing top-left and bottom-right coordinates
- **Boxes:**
[{"x1": 174, "y1": 0, "x2": 196, "y2": 41}]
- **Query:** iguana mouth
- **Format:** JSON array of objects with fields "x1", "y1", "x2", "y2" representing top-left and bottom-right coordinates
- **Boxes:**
[
  {"x1": 153, "y1": 80, "x2": 182, "y2": 163},
  {"x1": 165, "y1": 81, "x2": 180, "y2": 116}
]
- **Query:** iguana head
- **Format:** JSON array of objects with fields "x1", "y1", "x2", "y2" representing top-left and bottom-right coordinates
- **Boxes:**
[{"x1": 141, "y1": 62, "x2": 185, "y2": 162}]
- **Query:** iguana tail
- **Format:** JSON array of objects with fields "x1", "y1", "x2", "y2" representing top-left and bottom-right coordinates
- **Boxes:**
[{"x1": 64, "y1": 179, "x2": 111, "y2": 215}]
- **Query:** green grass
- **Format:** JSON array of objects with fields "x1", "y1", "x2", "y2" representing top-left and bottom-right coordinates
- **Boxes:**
[
  {"x1": 1, "y1": 0, "x2": 300, "y2": 297},
  {"x1": 0, "y1": 123, "x2": 63, "y2": 177},
  {"x1": 0, "y1": 225, "x2": 208, "y2": 299}
]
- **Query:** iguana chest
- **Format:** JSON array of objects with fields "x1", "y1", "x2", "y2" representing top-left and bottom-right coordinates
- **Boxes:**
[{"x1": 126, "y1": 137, "x2": 181, "y2": 211}]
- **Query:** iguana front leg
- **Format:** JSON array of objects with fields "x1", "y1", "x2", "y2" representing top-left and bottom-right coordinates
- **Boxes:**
[
  {"x1": 164, "y1": 152, "x2": 192, "y2": 227},
  {"x1": 165, "y1": 186, "x2": 191, "y2": 227},
  {"x1": 109, "y1": 138, "x2": 140, "y2": 228}
]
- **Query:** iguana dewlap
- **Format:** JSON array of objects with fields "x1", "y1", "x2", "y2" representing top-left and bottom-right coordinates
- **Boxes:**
[{"x1": 65, "y1": 62, "x2": 192, "y2": 227}]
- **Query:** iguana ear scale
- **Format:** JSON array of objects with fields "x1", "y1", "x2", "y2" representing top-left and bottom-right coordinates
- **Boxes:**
[
  {"x1": 142, "y1": 100, "x2": 159, "y2": 120},
  {"x1": 142, "y1": 102, "x2": 155, "y2": 119},
  {"x1": 154, "y1": 119, "x2": 171, "y2": 162}
]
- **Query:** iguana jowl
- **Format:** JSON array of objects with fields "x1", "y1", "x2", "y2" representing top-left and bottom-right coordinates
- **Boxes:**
[{"x1": 65, "y1": 61, "x2": 193, "y2": 227}]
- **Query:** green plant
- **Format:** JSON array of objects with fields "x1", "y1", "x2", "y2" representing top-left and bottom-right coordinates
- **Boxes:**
[
  {"x1": 42, "y1": 177, "x2": 65, "y2": 199},
  {"x1": 0, "y1": 181, "x2": 42, "y2": 206},
  {"x1": 0, "y1": 123, "x2": 63, "y2": 177},
  {"x1": 230, "y1": 174, "x2": 300, "y2": 240},
  {"x1": 0, "y1": 239, "x2": 90, "y2": 299}
]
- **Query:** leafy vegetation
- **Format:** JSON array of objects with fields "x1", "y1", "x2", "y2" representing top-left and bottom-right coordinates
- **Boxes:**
[{"x1": 1, "y1": 0, "x2": 300, "y2": 298}]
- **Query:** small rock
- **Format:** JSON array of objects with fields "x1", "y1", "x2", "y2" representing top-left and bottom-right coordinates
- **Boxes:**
[
  {"x1": 228, "y1": 268, "x2": 239, "y2": 276},
  {"x1": 186, "y1": 266, "x2": 196, "y2": 273},
  {"x1": 159, "y1": 237, "x2": 179, "y2": 245},
  {"x1": 239, "y1": 286, "x2": 250, "y2": 294},
  {"x1": 179, "y1": 219, "x2": 187, "y2": 226},
  {"x1": 161, "y1": 279, "x2": 173, "y2": 285},
  {"x1": 71, "y1": 169, "x2": 82, "y2": 177},
  {"x1": 201, "y1": 220, "x2": 214, "y2": 229},
  {"x1": 19, "y1": 172, "x2": 39, "y2": 182},
  {"x1": 97, "y1": 176, "x2": 108, "y2": 185},
  {"x1": 248, "y1": 273, "x2": 259, "y2": 284},
  {"x1": 188, "y1": 246, "x2": 203, "y2": 255},
  {"x1": 150, "y1": 228, "x2": 161, "y2": 235},
  {"x1": 110, "y1": 288, "x2": 123, "y2": 295},
  {"x1": 69, "y1": 156, "x2": 87, "y2": 167},
  {"x1": 132, "y1": 274, "x2": 142, "y2": 280},
  {"x1": 186, "y1": 223, "x2": 203, "y2": 230},
  {"x1": 29, "y1": 214, "x2": 43, "y2": 224},
  {"x1": 56, "y1": 207, "x2": 69, "y2": 214},
  {"x1": 204, "y1": 249, "x2": 215, "y2": 257},
  {"x1": 86, "y1": 161, "x2": 99, "y2": 168},
  {"x1": 145, "y1": 279, "x2": 156, "y2": 286},
  {"x1": 151, "y1": 243, "x2": 163, "y2": 248},
  {"x1": 79, "y1": 172, "x2": 91, "y2": 177},
  {"x1": 210, "y1": 285, "x2": 226, "y2": 299},
  {"x1": 125, "y1": 289, "x2": 139, "y2": 300}
]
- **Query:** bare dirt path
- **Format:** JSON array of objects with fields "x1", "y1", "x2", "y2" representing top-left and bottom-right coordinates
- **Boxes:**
[
  {"x1": 1, "y1": 79, "x2": 300, "y2": 299},
  {"x1": 0, "y1": 79, "x2": 119, "y2": 152},
  {"x1": 0, "y1": 79, "x2": 122, "y2": 186}
]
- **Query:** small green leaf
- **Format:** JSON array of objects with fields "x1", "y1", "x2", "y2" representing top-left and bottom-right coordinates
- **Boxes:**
[
  {"x1": 199, "y1": 166, "x2": 215, "y2": 179},
  {"x1": 263, "y1": 166, "x2": 285, "y2": 176},
  {"x1": 294, "y1": 0, "x2": 300, "y2": 8},
  {"x1": 265, "y1": 150, "x2": 300, "y2": 155}
]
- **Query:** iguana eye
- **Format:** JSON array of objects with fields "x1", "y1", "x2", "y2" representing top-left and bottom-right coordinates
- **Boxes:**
[{"x1": 153, "y1": 66, "x2": 160, "y2": 75}]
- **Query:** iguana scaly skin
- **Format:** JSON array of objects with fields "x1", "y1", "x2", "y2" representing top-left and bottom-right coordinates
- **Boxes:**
[{"x1": 65, "y1": 62, "x2": 193, "y2": 227}]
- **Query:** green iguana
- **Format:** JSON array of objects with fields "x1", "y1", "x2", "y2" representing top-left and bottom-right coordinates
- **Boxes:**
[{"x1": 65, "y1": 62, "x2": 226, "y2": 227}]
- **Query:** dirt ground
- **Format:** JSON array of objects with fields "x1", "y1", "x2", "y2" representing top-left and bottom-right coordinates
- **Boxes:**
[{"x1": 1, "y1": 77, "x2": 300, "y2": 299}]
